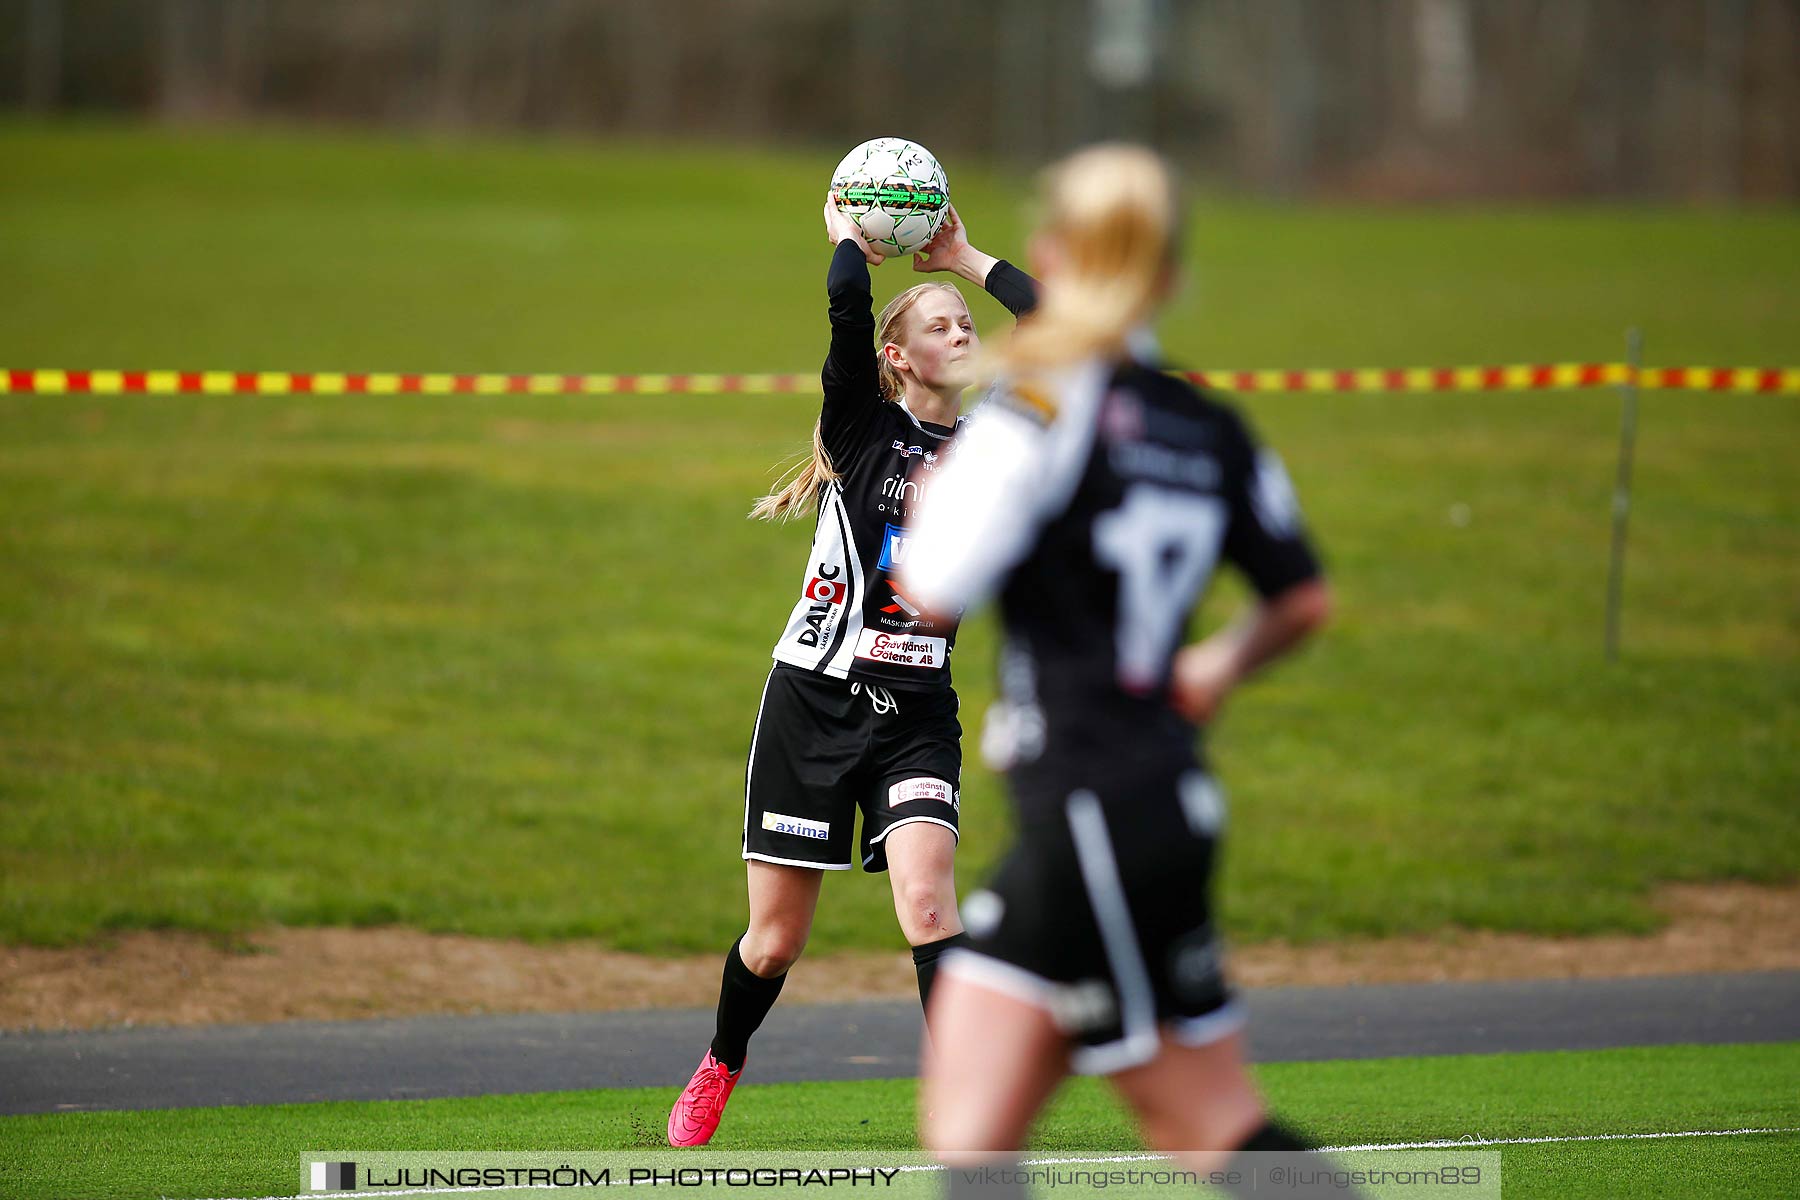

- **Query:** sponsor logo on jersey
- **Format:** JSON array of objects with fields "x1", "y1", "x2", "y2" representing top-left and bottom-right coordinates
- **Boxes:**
[
  {"x1": 762, "y1": 811, "x2": 830, "y2": 841},
  {"x1": 795, "y1": 562, "x2": 844, "y2": 649},
  {"x1": 878, "y1": 474, "x2": 924, "y2": 517},
  {"x1": 853, "y1": 629, "x2": 946, "y2": 668},
  {"x1": 880, "y1": 474, "x2": 923, "y2": 504},
  {"x1": 879, "y1": 578, "x2": 922, "y2": 618},
  {"x1": 804, "y1": 575, "x2": 846, "y2": 605},
  {"x1": 879, "y1": 577, "x2": 960, "y2": 629},
  {"x1": 876, "y1": 524, "x2": 910, "y2": 570},
  {"x1": 889, "y1": 442, "x2": 941, "y2": 470},
  {"x1": 888, "y1": 777, "x2": 957, "y2": 812}
]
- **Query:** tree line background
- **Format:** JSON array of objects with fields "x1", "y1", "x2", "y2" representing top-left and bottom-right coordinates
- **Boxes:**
[{"x1": 3, "y1": 0, "x2": 1796, "y2": 200}]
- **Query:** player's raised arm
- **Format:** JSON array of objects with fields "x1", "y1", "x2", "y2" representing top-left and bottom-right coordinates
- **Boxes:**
[
  {"x1": 912, "y1": 203, "x2": 1040, "y2": 319},
  {"x1": 819, "y1": 193, "x2": 886, "y2": 455},
  {"x1": 746, "y1": 198, "x2": 881, "y2": 523}
]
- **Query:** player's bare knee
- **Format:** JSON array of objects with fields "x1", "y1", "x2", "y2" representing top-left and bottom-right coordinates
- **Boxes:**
[
  {"x1": 742, "y1": 928, "x2": 807, "y2": 977},
  {"x1": 743, "y1": 942, "x2": 802, "y2": 977},
  {"x1": 897, "y1": 880, "x2": 955, "y2": 942}
]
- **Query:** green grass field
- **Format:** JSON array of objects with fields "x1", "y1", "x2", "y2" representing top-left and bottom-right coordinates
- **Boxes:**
[
  {"x1": 2, "y1": 1043, "x2": 1795, "y2": 1199},
  {"x1": 1, "y1": 120, "x2": 1796, "y2": 952}
]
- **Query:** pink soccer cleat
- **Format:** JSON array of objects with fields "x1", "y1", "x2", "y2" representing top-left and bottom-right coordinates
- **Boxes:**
[{"x1": 667, "y1": 1050, "x2": 743, "y2": 1147}]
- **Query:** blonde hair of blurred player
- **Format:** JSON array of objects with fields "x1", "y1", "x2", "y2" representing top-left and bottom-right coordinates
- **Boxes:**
[
  {"x1": 1001, "y1": 142, "x2": 1180, "y2": 378},
  {"x1": 750, "y1": 281, "x2": 972, "y2": 521}
]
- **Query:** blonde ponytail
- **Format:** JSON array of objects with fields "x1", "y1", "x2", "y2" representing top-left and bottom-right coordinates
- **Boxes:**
[
  {"x1": 748, "y1": 419, "x2": 841, "y2": 521},
  {"x1": 750, "y1": 280, "x2": 965, "y2": 521},
  {"x1": 1002, "y1": 144, "x2": 1179, "y2": 377}
]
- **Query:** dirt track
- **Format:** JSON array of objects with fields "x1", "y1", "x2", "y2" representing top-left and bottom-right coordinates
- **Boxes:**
[{"x1": 3, "y1": 882, "x2": 1794, "y2": 1032}]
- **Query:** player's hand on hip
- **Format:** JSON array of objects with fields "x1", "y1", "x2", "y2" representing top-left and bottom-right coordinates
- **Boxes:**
[
  {"x1": 1170, "y1": 641, "x2": 1238, "y2": 725},
  {"x1": 824, "y1": 191, "x2": 884, "y2": 265}
]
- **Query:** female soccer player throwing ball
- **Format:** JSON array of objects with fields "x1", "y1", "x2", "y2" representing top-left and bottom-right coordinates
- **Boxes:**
[
  {"x1": 665, "y1": 194, "x2": 1038, "y2": 1147},
  {"x1": 903, "y1": 146, "x2": 1353, "y2": 1197}
]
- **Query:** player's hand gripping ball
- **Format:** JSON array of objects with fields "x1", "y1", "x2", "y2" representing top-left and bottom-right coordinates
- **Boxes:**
[{"x1": 830, "y1": 138, "x2": 950, "y2": 259}]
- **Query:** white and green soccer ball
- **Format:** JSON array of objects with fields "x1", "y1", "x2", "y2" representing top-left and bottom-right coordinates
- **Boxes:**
[{"x1": 830, "y1": 137, "x2": 950, "y2": 258}]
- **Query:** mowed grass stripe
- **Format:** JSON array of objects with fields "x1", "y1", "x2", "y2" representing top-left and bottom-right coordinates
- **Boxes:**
[
  {"x1": 0, "y1": 122, "x2": 1796, "y2": 952},
  {"x1": 1, "y1": 1044, "x2": 1795, "y2": 1200},
  {"x1": 1327, "y1": 1125, "x2": 1800, "y2": 1150}
]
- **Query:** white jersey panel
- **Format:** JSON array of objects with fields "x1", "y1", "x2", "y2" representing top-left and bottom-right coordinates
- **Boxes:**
[{"x1": 770, "y1": 480, "x2": 867, "y2": 677}]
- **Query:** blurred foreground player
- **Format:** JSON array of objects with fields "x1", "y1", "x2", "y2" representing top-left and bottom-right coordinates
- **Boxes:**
[{"x1": 903, "y1": 145, "x2": 1358, "y2": 1199}]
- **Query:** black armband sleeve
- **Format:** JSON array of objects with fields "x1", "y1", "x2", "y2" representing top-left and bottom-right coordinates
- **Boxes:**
[{"x1": 983, "y1": 259, "x2": 1040, "y2": 319}]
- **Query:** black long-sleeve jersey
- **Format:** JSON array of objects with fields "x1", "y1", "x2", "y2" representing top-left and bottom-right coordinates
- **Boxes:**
[
  {"x1": 903, "y1": 349, "x2": 1323, "y2": 803},
  {"x1": 769, "y1": 239, "x2": 1038, "y2": 690}
]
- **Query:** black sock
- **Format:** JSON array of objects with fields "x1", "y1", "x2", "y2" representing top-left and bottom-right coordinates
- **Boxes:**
[
  {"x1": 709, "y1": 936, "x2": 786, "y2": 1073},
  {"x1": 1233, "y1": 1120, "x2": 1318, "y2": 1153},
  {"x1": 912, "y1": 931, "x2": 971, "y2": 1014},
  {"x1": 1220, "y1": 1121, "x2": 1360, "y2": 1200}
]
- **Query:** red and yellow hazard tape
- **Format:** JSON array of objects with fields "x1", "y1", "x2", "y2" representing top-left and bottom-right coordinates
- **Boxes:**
[
  {"x1": 0, "y1": 369, "x2": 810, "y2": 397},
  {"x1": 1184, "y1": 364, "x2": 1800, "y2": 395},
  {"x1": 3, "y1": 365, "x2": 1797, "y2": 397}
]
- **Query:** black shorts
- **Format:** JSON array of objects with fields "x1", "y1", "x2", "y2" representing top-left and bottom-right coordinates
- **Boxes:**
[
  {"x1": 741, "y1": 664, "x2": 961, "y2": 872},
  {"x1": 944, "y1": 766, "x2": 1241, "y2": 1075}
]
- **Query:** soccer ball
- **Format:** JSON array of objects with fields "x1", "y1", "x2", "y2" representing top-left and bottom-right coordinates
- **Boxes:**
[{"x1": 831, "y1": 138, "x2": 950, "y2": 258}]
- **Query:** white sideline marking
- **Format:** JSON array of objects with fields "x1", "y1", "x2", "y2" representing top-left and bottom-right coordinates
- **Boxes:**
[
  {"x1": 1323, "y1": 1126, "x2": 1800, "y2": 1152},
  {"x1": 178, "y1": 1127, "x2": 1800, "y2": 1200}
]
